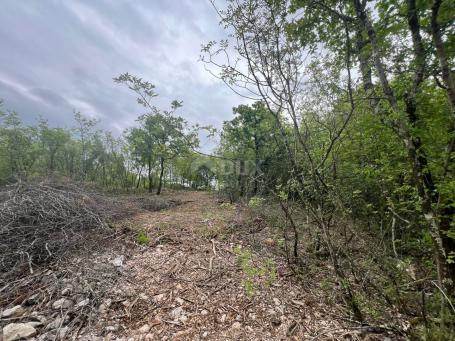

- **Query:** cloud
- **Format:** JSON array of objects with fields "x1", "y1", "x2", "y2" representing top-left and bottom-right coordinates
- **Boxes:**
[
  {"x1": 0, "y1": 0, "x2": 248, "y2": 149},
  {"x1": 29, "y1": 88, "x2": 71, "y2": 109}
]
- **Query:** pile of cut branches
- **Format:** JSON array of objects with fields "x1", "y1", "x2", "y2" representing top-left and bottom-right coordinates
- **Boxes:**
[{"x1": 0, "y1": 182, "x2": 116, "y2": 279}]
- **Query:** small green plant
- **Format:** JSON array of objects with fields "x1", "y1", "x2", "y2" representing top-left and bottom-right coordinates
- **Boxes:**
[
  {"x1": 220, "y1": 202, "x2": 235, "y2": 210},
  {"x1": 248, "y1": 196, "x2": 265, "y2": 208},
  {"x1": 233, "y1": 245, "x2": 277, "y2": 298},
  {"x1": 136, "y1": 231, "x2": 150, "y2": 245}
]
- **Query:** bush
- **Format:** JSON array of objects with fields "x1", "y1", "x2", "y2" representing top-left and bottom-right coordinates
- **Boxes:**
[{"x1": 248, "y1": 196, "x2": 265, "y2": 208}]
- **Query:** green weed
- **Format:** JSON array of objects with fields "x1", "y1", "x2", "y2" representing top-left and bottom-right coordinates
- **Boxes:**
[
  {"x1": 136, "y1": 231, "x2": 150, "y2": 245},
  {"x1": 248, "y1": 196, "x2": 265, "y2": 208},
  {"x1": 233, "y1": 245, "x2": 277, "y2": 298}
]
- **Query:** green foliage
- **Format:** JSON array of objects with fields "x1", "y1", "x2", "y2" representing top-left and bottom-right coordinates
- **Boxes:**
[
  {"x1": 216, "y1": 101, "x2": 286, "y2": 200},
  {"x1": 116, "y1": 73, "x2": 200, "y2": 194},
  {"x1": 136, "y1": 231, "x2": 150, "y2": 245},
  {"x1": 220, "y1": 202, "x2": 235, "y2": 210},
  {"x1": 207, "y1": 0, "x2": 455, "y2": 334},
  {"x1": 233, "y1": 245, "x2": 277, "y2": 299},
  {"x1": 248, "y1": 196, "x2": 265, "y2": 208},
  {"x1": 0, "y1": 98, "x2": 207, "y2": 192}
]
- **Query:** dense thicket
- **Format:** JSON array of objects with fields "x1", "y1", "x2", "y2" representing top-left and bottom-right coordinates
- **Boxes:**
[{"x1": 202, "y1": 0, "x2": 454, "y2": 337}]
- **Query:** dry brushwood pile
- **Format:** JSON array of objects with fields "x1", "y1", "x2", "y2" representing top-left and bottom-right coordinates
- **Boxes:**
[
  {"x1": 0, "y1": 188, "x2": 408, "y2": 340},
  {"x1": 0, "y1": 183, "x2": 130, "y2": 279}
]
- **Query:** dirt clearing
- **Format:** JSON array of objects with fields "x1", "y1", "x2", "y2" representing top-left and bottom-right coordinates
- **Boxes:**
[{"x1": 1, "y1": 191, "x2": 397, "y2": 340}]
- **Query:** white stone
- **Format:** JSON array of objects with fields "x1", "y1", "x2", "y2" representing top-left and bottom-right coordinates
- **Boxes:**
[
  {"x1": 111, "y1": 255, "x2": 125, "y2": 267},
  {"x1": 200, "y1": 309, "x2": 209, "y2": 316},
  {"x1": 52, "y1": 298, "x2": 73, "y2": 310},
  {"x1": 61, "y1": 287, "x2": 73, "y2": 296},
  {"x1": 139, "y1": 293, "x2": 149, "y2": 301},
  {"x1": 30, "y1": 312, "x2": 46, "y2": 325},
  {"x1": 170, "y1": 307, "x2": 183, "y2": 320},
  {"x1": 99, "y1": 298, "x2": 112, "y2": 314},
  {"x1": 2, "y1": 322, "x2": 37, "y2": 341},
  {"x1": 1, "y1": 305, "x2": 25, "y2": 318},
  {"x1": 75, "y1": 298, "x2": 90, "y2": 308},
  {"x1": 175, "y1": 297, "x2": 184, "y2": 305},
  {"x1": 231, "y1": 322, "x2": 241, "y2": 329},
  {"x1": 153, "y1": 293, "x2": 166, "y2": 303},
  {"x1": 99, "y1": 304, "x2": 107, "y2": 314},
  {"x1": 267, "y1": 308, "x2": 276, "y2": 315},
  {"x1": 138, "y1": 324, "x2": 150, "y2": 333},
  {"x1": 105, "y1": 325, "x2": 119, "y2": 332}
]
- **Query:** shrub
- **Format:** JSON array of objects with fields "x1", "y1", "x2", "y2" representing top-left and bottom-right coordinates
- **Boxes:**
[{"x1": 248, "y1": 196, "x2": 265, "y2": 208}]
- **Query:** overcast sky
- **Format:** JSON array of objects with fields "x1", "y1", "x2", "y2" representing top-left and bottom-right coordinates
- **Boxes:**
[{"x1": 0, "y1": 0, "x2": 246, "y2": 149}]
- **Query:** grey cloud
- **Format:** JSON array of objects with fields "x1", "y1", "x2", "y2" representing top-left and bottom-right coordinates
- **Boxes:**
[
  {"x1": 0, "y1": 0, "x2": 247, "y2": 150},
  {"x1": 29, "y1": 88, "x2": 71, "y2": 109}
]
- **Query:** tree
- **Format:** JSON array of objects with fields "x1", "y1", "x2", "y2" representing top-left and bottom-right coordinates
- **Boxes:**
[
  {"x1": 287, "y1": 0, "x2": 454, "y2": 295},
  {"x1": 207, "y1": 0, "x2": 455, "y2": 331},
  {"x1": 73, "y1": 111, "x2": 98, "y2": 179},
  {"x1": 203, "y1": 0, "x2": 362, "y2": 319},
  {"x1": 219, "y1": 101, "x2": 279, "y2": 198},
  {"x1": 0, "y1": 107, "x2": 37, "y2": 181},
  {"x1": 115, "y1": 73, "x2": 199, "y2": 195},
  {"x1": 38, "y1": 119, "x2": 71, "y2": 176}
]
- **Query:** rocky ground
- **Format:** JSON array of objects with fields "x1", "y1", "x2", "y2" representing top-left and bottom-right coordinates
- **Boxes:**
[{"x1": 1, "y1": 191, "x2": 399, "y2": 340}]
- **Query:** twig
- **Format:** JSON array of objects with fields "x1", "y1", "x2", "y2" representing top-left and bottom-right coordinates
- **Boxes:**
[
  {"x1": 211, "y1": 239, "x2": 217, "y2": 256},
  {"x1": 431, "y1": 280, "x2": 455, "y2": 313}
]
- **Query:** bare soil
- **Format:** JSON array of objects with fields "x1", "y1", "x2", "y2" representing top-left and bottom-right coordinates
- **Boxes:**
[
  {"x1": 78, "y1": 191, "x2": 375, "y2": 340},
  {"x1": 1, "y1": 191, "x2": 399, "y2": 340}
]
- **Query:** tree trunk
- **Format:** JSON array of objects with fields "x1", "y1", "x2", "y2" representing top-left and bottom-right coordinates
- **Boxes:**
[
  {"x1": 136, "y1": 167, "x2": 142, "y2": 189},
  {"x1": 49, "y1": 150, "x2": 56, "y2": 174},
  {"x1": 430, "y1": 0, "x2": 455, "y2": 286},
  {"x1": 431, "y1": 0, "x2": 455, "y2": 114},
  {"x1": 253, "y1": 131, "x2": 259, "y2": 195},
  {"x1": 148, "y1": 158, "x2": 152, "y2": 193},
  {"x1": 156, "y1": 157, "x2": 164, "y2": 195},
  {"x1": 238, "y1": 160, "x2": 245, "y2": 197}
]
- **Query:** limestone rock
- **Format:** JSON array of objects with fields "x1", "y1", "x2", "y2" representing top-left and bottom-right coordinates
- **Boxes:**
[
  {"x1": 170, "y1": 307, "x2": 183, "y2": 320},
  {"x1": 153, "y1": 293, "x2": 166, "y2": 303},
  {"x1": 75, "y1": 298, "x2": 90, "y2": 308},
  {"x1": 61, "y1": 286, "x2": 73, "y2": 296},
  {"x1": 138, "y1": 324, "x2": 150, "y2": 333},
  {"x1": 105, "y1": 325, "x2": 119, "y2": 332},
  {"x1": 1, "y1": 305, "x2": 25, "y2": 318},
  {"x1": 2, "y1": 322, "x2": 37, "y2": 341},
  {"x1": 111, "y1": 255, "x2": 125, "y2": 267},
  {"x1": 231, "y1": 322, "x2": 241, "y2": 329},
  {"x1": 52, "y1": 298, "x2": 73, "y2": 310}
]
